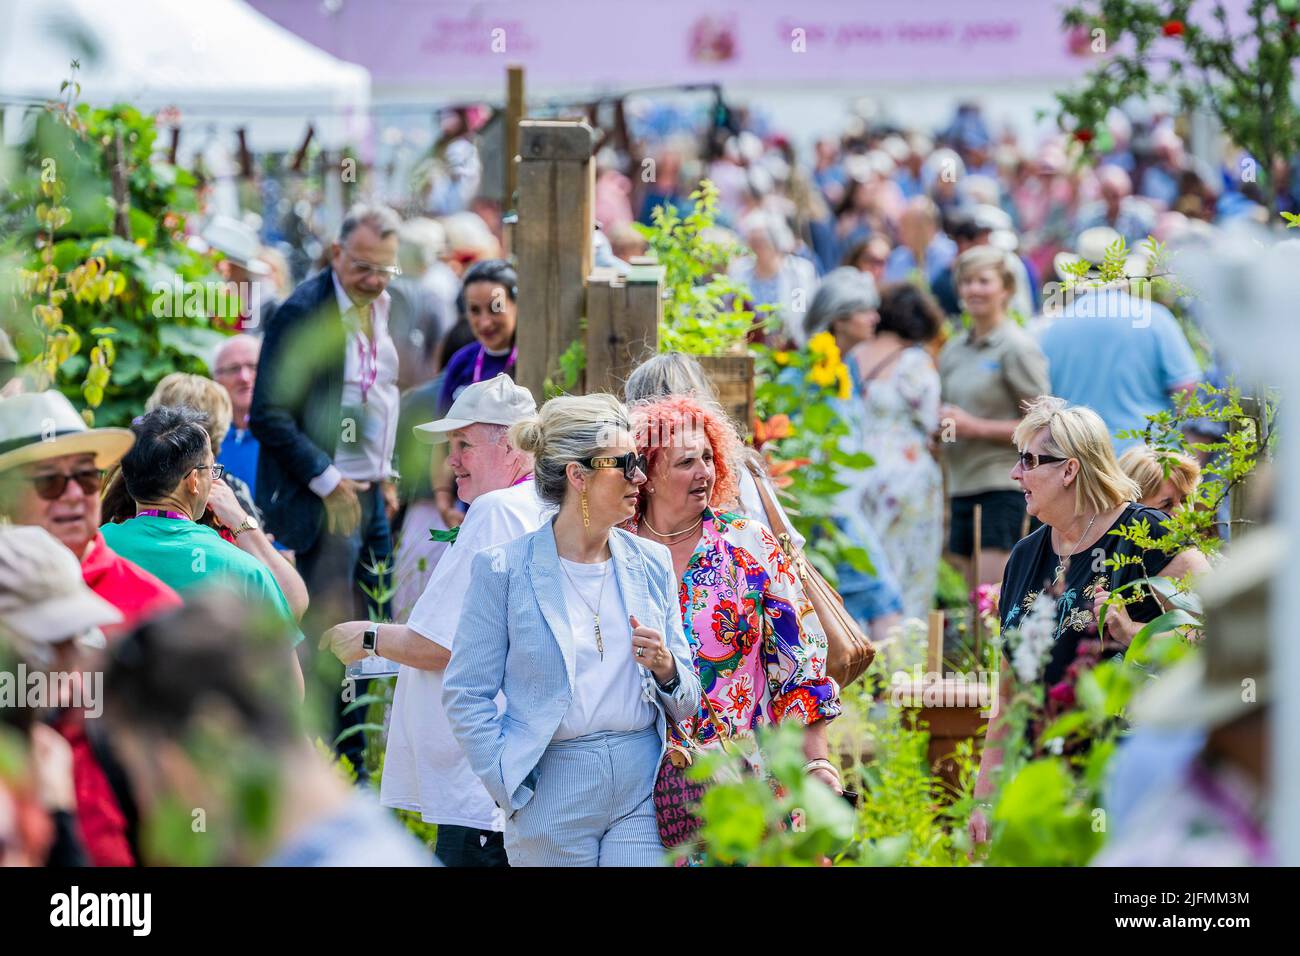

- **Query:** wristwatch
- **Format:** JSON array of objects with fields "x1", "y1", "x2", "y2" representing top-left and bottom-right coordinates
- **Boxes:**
[
  {"x1": 654, "y1": 672, "x2": 681, "y2": 694},
  {"x1": 362, "y1": 627, "x2": 378, "y2": 656},
  {"x1": 232, "y1": 515, "x2": 259, "y2": 537}
]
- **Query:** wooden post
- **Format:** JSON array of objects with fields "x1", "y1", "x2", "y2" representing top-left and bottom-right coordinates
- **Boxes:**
[
  {"x1": 585, "y1": 259, "x2": 663, "y2": 396},
  {"x1": 926, "y1": 610, "x2": 944, "y2": 673},
  {"x1": 1229, "y1": 395, "x2": 1269, "y2": 540},
  {"x1": 970, "y1": 502, "x2": 983, "y2": 653},
  {"x1": 514, "y1": 120, "x2": 595, "y2": 402},
  {"x1": 504, "y1": 66, "x2": 524, "y2": 212}
]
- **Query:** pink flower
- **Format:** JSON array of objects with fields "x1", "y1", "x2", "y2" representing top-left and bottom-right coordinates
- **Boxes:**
[{"x1": 1048, "y1": 681, "x2": 1076, "y2": 706}]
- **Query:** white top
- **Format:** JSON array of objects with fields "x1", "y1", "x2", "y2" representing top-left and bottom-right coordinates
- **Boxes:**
[
  {"x1": 381, "y1": 480, "x2": 546, "y2": 829},
  {"x1": 307, "y1": 274, "x2": 400, "y2": 495},
  {"x1": 552, "y1": 557, "x2": 657, "y2": 742}
]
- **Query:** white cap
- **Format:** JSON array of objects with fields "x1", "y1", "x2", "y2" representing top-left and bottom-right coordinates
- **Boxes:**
[
  {"x1": 0, "y1": 525, "x2": 118, "y2": 659},
  {"x1": 414, "y1": 374, "x2": 537, "y2": 444}
]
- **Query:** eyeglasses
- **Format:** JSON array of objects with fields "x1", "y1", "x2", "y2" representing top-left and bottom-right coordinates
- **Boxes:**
[
  {"x1": 580, "y1": 453, "x2": 648, "y2": 481},
  {"x1": 345, "y1": 253, "x2": 401, "y2": 279},
  {"x1": 1017, "y1": 451, "x2": 1068, "y2": 471},
  {"x1": 11, "y1": 468, "x2": 104, "y2": 501},
  {"x1": 191, "y1": 463, "x2": 225, "y2": 480}
]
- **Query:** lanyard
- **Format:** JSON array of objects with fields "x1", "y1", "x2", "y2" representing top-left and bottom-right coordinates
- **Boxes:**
[
  {"x1": 510, "y1": 473, "x2": 534, "y2": 487},
  {"x1": 472, "y1": 344, "x2": 517, "y2": 384},
  {"x1": 355, "y1": 303, "x2": 379, "y2": 405},
  {"x1": 135, "y1": 509, "x2": 190, "y2": 521}
]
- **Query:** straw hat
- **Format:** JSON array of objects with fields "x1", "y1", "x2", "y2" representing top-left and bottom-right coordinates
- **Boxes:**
[
  {"x1": 201, "y1": 215, "x2": 271, "y2": 276},
  {"x1": 0, "y1": 391, "x2": 134, "y2": 473}
]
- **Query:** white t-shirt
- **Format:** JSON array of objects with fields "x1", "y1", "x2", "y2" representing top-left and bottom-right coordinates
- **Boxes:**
[
  {"x1": 381, "y1": 480, "x2": 547, "y2": 829},
  {"x1": 552, "y1": 558, "x2": 657, "y2": 742}
]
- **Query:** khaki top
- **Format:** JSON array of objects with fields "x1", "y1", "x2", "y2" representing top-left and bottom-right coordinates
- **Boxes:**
[{"x1": 939, "y1": 320, "x2": 1050, "y2": 496}]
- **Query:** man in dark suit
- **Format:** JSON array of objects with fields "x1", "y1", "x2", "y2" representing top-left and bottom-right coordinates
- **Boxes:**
[{"x1": 249, "y1": 205, "x2": 405, "y2": 778}]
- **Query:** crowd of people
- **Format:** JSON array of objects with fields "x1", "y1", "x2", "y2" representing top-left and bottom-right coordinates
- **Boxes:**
[{"x1": 0, "y1": 95, "x2": 1272, "y2": 867}]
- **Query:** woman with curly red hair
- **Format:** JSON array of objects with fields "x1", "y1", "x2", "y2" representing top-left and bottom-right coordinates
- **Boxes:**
[{"x1": 629, "y1": 394, "x2": 842, "y2": 794}]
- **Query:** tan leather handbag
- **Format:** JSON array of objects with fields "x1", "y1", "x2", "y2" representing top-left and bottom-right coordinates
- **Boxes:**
[{"x1": 746, "y1": 461, "x2": 876, "y2": 688}]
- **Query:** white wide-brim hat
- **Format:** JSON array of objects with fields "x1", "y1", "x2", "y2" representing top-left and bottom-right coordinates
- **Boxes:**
[
  {"x1": 1054, "y1": 225, "x2": 1150, "y2": 281},
  {"x1": 0, "y1": 390, "x2": 134, "y2": 473},
  {"x1": 202, "y1": 215, "x2": 271, "y2": 276}
]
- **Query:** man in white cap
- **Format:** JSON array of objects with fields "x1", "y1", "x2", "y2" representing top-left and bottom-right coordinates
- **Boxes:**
[
  {"x1": 320, "y1": 373, "x2": 545, "y2": 866},
  {"x1": 0, "y1": 391, "x2": 181, "y2": 637},
  {"x1": 0, "y1": 524, "x2": 133, "y2": 867}
]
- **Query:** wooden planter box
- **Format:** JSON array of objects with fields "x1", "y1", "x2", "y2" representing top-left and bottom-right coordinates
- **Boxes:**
[
  {"x1": 698, "y1": 352, "x2": 755, "y2": 438},
  {"x1": 893, "y1": 679, "x2": 988, "y2": 795}
]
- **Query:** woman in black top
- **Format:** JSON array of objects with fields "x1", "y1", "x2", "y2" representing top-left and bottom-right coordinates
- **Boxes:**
[{"x1": 969, "y1": 396, "x2": 1208, "y2": 847}]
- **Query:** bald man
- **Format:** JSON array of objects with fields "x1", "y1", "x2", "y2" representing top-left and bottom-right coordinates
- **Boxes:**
[{"x1": 213, "y1": 333, "x2": 262, "y2": 498}]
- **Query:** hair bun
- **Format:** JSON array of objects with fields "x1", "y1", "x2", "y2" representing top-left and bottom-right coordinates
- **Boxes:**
[{"x1": 508, "y1": 417, "x2": 545, "y2": 456}]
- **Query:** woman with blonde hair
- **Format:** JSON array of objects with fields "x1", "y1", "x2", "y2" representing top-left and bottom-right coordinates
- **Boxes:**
[
  {"x1": 1118, "y1": 445, "x2": 1201, "y2": 513},
  {"x1": 969, "y1": 396, "x2": 1208, "y2": 846},
  {"x1": 443, "y1": 393, "x2": 700, "y2": 866},
  {"x1": 938, "y1": 244, "x2": 1051, "y2": 586}
]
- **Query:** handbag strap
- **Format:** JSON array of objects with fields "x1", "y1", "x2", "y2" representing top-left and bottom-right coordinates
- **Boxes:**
[{"x1": 745, "y1": 459, "x2": 794, "y2": 552}]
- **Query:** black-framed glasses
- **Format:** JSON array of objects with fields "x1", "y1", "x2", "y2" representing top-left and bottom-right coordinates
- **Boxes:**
[
  {"x1": 1017, "y1": 450, "x2": 1068, "y2": 471},
  {"x1": 191, "y1": 463, "x2": 225, "y2": 480},
  {"x1": 580, "y1": 453, "x2": 647, "y2": 481},
  {"x1": 11, "y1": 468, "x2": 104, "y2": 501}
]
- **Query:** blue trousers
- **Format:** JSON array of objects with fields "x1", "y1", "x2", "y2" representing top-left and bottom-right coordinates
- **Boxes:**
[{"x1": 505, "y1": 726, "x2": 664, "y2": 867}]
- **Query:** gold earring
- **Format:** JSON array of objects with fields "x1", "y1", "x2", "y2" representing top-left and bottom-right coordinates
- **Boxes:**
[{"x1": 581, "y1": 490, "x2": 590, "y2": 528}]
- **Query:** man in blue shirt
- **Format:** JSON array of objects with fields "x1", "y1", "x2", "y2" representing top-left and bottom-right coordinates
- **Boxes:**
[
  {"x1": 212, "y1": 333, "x2": 261, "y2": 499},
  {"x1": 1038, "y1": 284, "x2": 1201, "y2": 450}
]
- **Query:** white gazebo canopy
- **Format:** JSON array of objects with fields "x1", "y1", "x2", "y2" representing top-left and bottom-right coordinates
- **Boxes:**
[{"x1": 0, "y1": 0, "x2": 370, "y2": 155}]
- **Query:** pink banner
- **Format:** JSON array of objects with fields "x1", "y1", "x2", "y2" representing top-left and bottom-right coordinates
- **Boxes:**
[{"x1": 249, "y1": 0, "x2": 1097, "y2": 90}]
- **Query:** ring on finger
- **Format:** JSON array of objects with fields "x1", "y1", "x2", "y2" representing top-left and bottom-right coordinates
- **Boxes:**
[{"x1": 636, "y1": 646, "x2": 645, "y2": 658}]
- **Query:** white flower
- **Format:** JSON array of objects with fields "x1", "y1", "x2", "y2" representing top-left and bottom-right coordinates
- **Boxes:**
[{"x1": 1009, "y1": 592, "x2": 1057, "y2": 685}]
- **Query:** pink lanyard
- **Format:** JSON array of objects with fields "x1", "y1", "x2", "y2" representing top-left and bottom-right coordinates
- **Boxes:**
[
  {"x1": 135, "y1": 509, "x2": 189, "y2": 521},
  {"x1": 472, "y1": 344, "x2": 517, "y2": 384},
  {"x1": 355, "y1": 303, "x2": 378, "y2": 404},
  {"x1": 510, "y1": 473, "x2": 534, "y2": 487}
]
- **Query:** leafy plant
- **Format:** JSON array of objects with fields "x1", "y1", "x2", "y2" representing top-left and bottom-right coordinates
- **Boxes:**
[
  {"x1": 2, "y1": 77, "x2": 232, "y2": 424},
  {"x1": 1057, "y1": 0, "x2": 1300, "y2": 213},
  {"x1": 637, "y1": 179, "x2": 762, "y2": 355},
  {"x1": 752, "y1": 334, "x2": 875, "y2": 584}
]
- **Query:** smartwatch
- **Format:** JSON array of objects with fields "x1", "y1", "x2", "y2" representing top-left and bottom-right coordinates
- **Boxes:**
[{"x1": 362, "y1": 627, "x2": 378, "y2": 656}]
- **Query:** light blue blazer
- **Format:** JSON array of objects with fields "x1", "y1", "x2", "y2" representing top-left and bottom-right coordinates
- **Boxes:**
[{"x1": 442, "y1": 521, "x2": 701, "y2": 816}]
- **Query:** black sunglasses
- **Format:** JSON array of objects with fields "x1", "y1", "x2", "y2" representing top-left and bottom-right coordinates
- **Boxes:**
[
  {"x1": 1017, "y1": 451, "x2": 1068, "y2": 471},
  {"x1": 13, "y1": 468, "x2": 104, "y2": 502},
  {"x1": 580, "y1": 453, "x2": 647, "y2": 481}
]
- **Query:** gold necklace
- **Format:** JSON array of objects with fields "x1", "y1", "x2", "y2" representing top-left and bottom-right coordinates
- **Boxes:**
[
  {"x1": 641, "y1": 512, "x2": 704, "y2": 541},
  {"x1": 558, "y1": 557, "x2": 609, "y2": 660}
]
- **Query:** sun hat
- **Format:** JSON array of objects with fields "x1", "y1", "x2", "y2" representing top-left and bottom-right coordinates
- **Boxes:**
[
  {"x1": 1053, "y1": 225, "x2": 1151, "y2": 281},
  {"x1": 201, "y1": 215, "x2": 271, "y2": 276},
  {"x1": 413, "y1": 374, "x2": 537, "y2": 444},
  {"x1": 0, "y1": 525, "x2": 118, "y2": 656},
  {"x1": 0, "y1": 391, "x2": 134, "y2": 473}
]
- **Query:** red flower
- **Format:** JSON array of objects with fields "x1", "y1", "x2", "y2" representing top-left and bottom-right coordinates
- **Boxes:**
[
  {"x1": 1162, "y1": 20, "x2": 1184, "y2": 37},
  {"x1": 1073, "y1": 128, "x2": 1094, "y2": 143},
  {"x1": 1048, "y1": 681, "x2": 1076, "y2": 706}
]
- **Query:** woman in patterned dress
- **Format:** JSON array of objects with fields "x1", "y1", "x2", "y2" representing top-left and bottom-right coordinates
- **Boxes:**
[{"x1": 629, "y1": 395, "x2": 842, "y2": 790}]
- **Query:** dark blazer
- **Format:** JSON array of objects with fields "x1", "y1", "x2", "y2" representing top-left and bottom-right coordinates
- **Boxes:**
[{"x1": 249, "y1": 268, "x2": 352, "y2": 553}]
